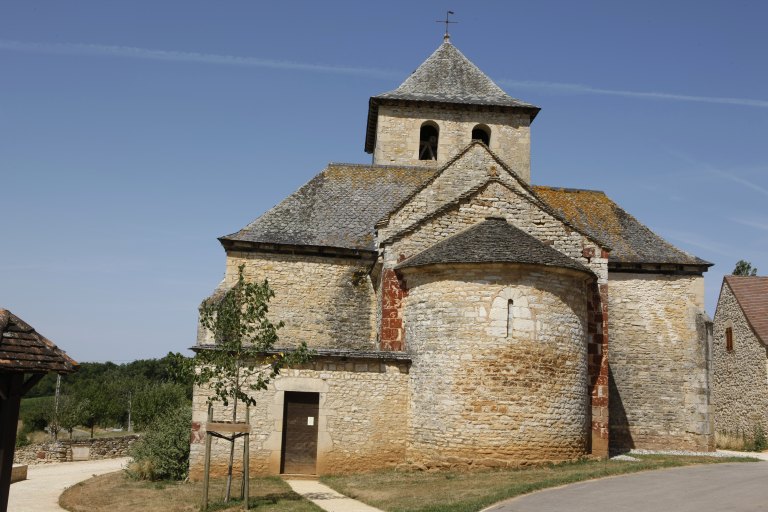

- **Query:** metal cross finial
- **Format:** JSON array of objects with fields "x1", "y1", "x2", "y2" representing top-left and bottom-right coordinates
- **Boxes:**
[{"x1": 436, "y1": 10, "x2": 457, "y2": 42}]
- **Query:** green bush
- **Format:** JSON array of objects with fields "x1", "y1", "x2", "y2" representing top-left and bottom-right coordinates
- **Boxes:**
[
  {"x1": 128, "y1": 404, "x2": 191, "y2": 481},
  {"x1": 132, "y1": 382, "x2": 189, "y2": 431},
  {"x1": 753, "y1": 424, "x2": 767, "y2": 452}
]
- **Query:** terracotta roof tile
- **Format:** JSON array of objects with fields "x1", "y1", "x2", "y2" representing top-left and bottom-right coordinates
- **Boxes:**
[
  {"x1": 724, "y1": 276, "x2": 768, "y2": 344},
  {"x1": 0, "y1": 309, "x2": 78, "y2": 374}
]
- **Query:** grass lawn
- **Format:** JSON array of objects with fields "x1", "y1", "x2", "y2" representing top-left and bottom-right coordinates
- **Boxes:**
[
  {"x1": 59, "y1": 472, "x2": 324, "y2": 512},
  {"x1": 321, "y1": 455, "x2": 758, "y2": 512}
]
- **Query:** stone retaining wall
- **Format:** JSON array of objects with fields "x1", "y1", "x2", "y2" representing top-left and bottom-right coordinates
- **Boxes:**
[{"x1": 14, "y1": 435, "x2": 139, "y2": 465}]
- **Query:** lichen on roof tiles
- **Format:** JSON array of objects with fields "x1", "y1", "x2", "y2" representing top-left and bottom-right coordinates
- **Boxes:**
[
  {"x1": 221, "y1": 163, "x2": 436, "y2": 251},
  {"x1": 533, "y1": 186, "x2": 710, "y2": 266}
]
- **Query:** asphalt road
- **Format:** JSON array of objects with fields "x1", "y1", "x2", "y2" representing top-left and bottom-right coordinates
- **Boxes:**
[{"x1": 485, "y1": 461, "x2": 768, "y2": 512}]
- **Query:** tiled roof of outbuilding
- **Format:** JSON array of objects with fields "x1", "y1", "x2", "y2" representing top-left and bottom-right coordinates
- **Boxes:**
[
  {"x1": 724, "y1": 276, "x2": 768, "y2": 344},
  {"x1": 221, "y1": 164, "x2": 435, "y2": 251},
  {"x1": 396, "y1": 217, "x2": 592, "y2": 274},
  {"x1": 0, "y1": 309, "x2": 78, "y2": 374},
  {"x1": 534, "y1": 186, "x2": 711, "y2": 267}
]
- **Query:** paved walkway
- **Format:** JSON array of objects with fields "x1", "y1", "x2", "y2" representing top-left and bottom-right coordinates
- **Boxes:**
[
  {"x1": 285, "y1": 479, "x2": 384, "y2": 512},
  {"x1": 484, "y1": 458, "x2": 768, "y2": 512},
  {"x1": 8, "y1": 457, "x2": 130, "y2": 511}
]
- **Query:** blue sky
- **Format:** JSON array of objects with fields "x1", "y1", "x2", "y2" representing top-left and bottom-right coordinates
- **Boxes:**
[{"x1": 2, "y1": 1, "x2": 766, "y2": 362}]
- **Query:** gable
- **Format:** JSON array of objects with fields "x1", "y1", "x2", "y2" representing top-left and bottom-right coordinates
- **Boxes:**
[
  {"x1": 723, "y1": 276, "x2": 768, "y2": 344},
  {"x1": 376, "y1": 142, "x2": 538, "y2": 241},
  {"x1": 384, "y1": 179, "x2": 608, "y2": 282}
]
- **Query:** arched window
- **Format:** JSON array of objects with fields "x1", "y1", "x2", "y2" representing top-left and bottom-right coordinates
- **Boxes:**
[
  {"x1": 419, "y1": 122, "x2": 439, "y2": 160},
  {"x1": 472, "y1": 124, "x2": 491, "y2": 146}
]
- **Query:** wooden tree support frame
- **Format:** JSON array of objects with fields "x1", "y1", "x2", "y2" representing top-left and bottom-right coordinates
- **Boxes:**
[{"x1": 201, "y1": 404, "x2": 251, "y2": 511}]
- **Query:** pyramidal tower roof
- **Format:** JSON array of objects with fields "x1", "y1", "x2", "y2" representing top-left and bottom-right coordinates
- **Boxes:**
[
  {"x1": 365, "y1": 40, "x2": 539, "y2": 153},
  {"x1": 377, "y1": 41, "x2": 538, "y2": 109}
]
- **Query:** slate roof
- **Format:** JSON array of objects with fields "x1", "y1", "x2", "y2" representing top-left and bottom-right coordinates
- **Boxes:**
[
  {"x1": 222, "y1": 166, "x2": 708, "y2": 269},
  {"x1": 396, "y1": 217, "x2": 592, "y2": 274},
  {"x1": 221, "y1": 164, "x2": 435, "y2": 252},
  {"x1": 0, "y1": 309, "x2": 78, "y2": 374},
  {"x1": 376, "y1": 41, "x2": 538, "y2": 109},
  {"x1": 724, "y1": 276, "x2": 768, "y2": 344},
  {"x1": 365, "y1": 41, "x2": 539, "y2": 153},
  {"x1": 534, "y1": 186, "x2": 711, "y2": 267}
]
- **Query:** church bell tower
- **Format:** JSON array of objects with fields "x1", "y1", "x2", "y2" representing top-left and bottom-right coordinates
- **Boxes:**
[{"x1": 364, "y1": 37, "x2": 540, "y2": 183}]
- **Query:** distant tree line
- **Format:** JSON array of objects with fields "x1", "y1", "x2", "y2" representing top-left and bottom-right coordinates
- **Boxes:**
[{"x1": 19, "y1": 352, "x2": 193, "y2": 442}]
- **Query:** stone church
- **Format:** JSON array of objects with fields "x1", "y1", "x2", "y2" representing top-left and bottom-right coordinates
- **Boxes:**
[{"x1": 190, "y1": 37, "x2": 713, "y2": 478}]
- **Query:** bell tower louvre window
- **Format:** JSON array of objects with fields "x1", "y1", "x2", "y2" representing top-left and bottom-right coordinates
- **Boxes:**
[{"x1": 419, "y1": 122, "x2": 439, "y2": 160}]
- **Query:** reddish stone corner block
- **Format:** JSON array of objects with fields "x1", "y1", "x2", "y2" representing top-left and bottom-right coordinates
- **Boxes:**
[
  {"x1": 381, "y1": 268, "x2": 407, "y2": 351},
  {"x1": 587, "y1": 282, "x2": 610, "y2": 457},
  {"x1": 190, "y1": 421, "x2": 204, "y2": 444}
]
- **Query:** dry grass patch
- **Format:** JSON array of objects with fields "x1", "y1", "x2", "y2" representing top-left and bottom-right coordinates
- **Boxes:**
[
  {"x1": 321, "y1": 455, "x2": 757, "y2": 512},
  {"x1": 59, "y1": 471, "x2": 323, "y2": 512}
]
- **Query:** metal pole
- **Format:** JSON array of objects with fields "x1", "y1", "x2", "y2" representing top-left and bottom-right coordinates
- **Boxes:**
[
  {"x1": 244, "y1": 404, "x2": 250, "y2": 510},
  {"x1": 202, "y1": 404, "x2": 213, "y2": 511},
  {"x1": 53, "y1": 374, "x2": 61, "y2": 441}
]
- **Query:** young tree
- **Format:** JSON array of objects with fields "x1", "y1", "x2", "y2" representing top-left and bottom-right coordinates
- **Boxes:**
[
  {"x1": 194, "y1": 264, "x2": 311, "y2": 502},
  {"x1": 733, "y1": 260, "x2": 758, "y2": 276}
]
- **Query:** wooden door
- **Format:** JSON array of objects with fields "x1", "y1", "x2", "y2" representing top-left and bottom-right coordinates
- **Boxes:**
[{"x1": 280, "y1": 392, "x2": 319, "y2": 474}]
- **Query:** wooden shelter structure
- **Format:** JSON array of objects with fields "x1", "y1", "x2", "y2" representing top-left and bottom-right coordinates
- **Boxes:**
[{"x1": 0, "y1": 309, "x2": 77, "y2": 512}]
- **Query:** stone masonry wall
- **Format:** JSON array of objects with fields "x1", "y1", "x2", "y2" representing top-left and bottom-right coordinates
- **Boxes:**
[
  {"x1": 608, "y1": 273, "x2": 713, "y2": 452},
  {"x1": 401, "y1": 264, "x2": 591, "y2": 468},
  {"x1": 712, "y1": 283, "x2": 768, "y2": 435},
  {"x1": 385, "y1": 180, "x2": 608, "y2": 281},
  {"x1": 189, "y1": 357, "x2": 409, "y2": 478},
  {"x1": 379, "y1": 145, "x2": 534, "y2": 243},
  {"x1": 202, "y1": 251, "x2": 377, "y2": 350},
  {"x1": 14, "y1": 435, "x2": 139, "y2": 464},
  {"x1": 373, "y1": 104, "x2": 531, "y2": 182}
]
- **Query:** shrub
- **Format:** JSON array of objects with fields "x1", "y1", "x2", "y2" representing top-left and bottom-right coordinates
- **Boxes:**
[
  {"x1": 752, "y1": 424, "x2": 767, "y2": 452},
  {"x1": 132, "y1": 382, "x2": 189, "y2": 431},
  {"x1": 128, "y1": 404, "x2": 191, "y2": 481}
]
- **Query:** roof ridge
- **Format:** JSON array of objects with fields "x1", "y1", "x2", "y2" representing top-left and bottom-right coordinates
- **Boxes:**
[{"x1": 395, "y1": 217, "x2": 593, "y2": 274}]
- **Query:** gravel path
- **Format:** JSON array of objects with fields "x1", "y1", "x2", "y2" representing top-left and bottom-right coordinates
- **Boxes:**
[{"x1": 8, "y1": 457, "x2": 130, "y2": 511}]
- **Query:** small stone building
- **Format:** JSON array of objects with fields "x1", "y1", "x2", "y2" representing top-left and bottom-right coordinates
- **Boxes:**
[
  {"x1": 712, "y1": 276, "x2": 768, "y2": 436},
  {"x1": 190, "y1": 37, "x2": 714, "y2": 478}
]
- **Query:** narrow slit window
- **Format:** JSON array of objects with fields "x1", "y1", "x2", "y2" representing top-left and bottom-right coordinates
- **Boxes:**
[
  {"x1": 726, "y1": 327, "x2": 733, "y2": 352},
  {"x1": 419, "y1": 122, "x2": 439, "y2": 160},
  {"x1": 472, "y1": 124, "x2": 491, "y2": 146},
  {"x1": 507, "y1": 299, "x2": 514, "y2": 338}
]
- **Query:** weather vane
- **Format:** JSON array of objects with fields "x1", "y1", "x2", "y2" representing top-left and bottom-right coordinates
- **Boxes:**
[{"x1": 436, "y1": 10, "x2": 457, "y2": 42}]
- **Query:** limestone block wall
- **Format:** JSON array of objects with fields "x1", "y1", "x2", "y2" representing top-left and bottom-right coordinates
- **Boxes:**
[
  {"x1": 200, "y1": 251, "x2": 377, "y2": 350},
  {"x1": 385, "y1": 181, "x2": 608, "y2": 281},
  {"x1": 373, "y1": 104, "x2": 531, "y2": 182},
  {"x1": 379, "y1": 146, "x2": 534, "y2": 242},
  {"x1": 712, "y1": 283, "x2": 768, "y2": 434},
  {"x1": 608, "y1": 273, "x2": 713, "y2": 452},
  {"x1": 401, "y1": 264, "x2": 591, "y2": 467},
  {"x1": 189, "y1": 357, "x2": 410, "y2": 479}
]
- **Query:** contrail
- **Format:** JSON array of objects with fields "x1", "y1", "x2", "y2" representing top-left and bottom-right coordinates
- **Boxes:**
[
  {"x1": 4, "y1": 39, "x2": 768, "y2": 109},
  {"x1": 0, "y1": 39, "x2": 401, "y2": 80},
  {"x1": 499, "y1": 79, "x2": 768, "y2": 109}
]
